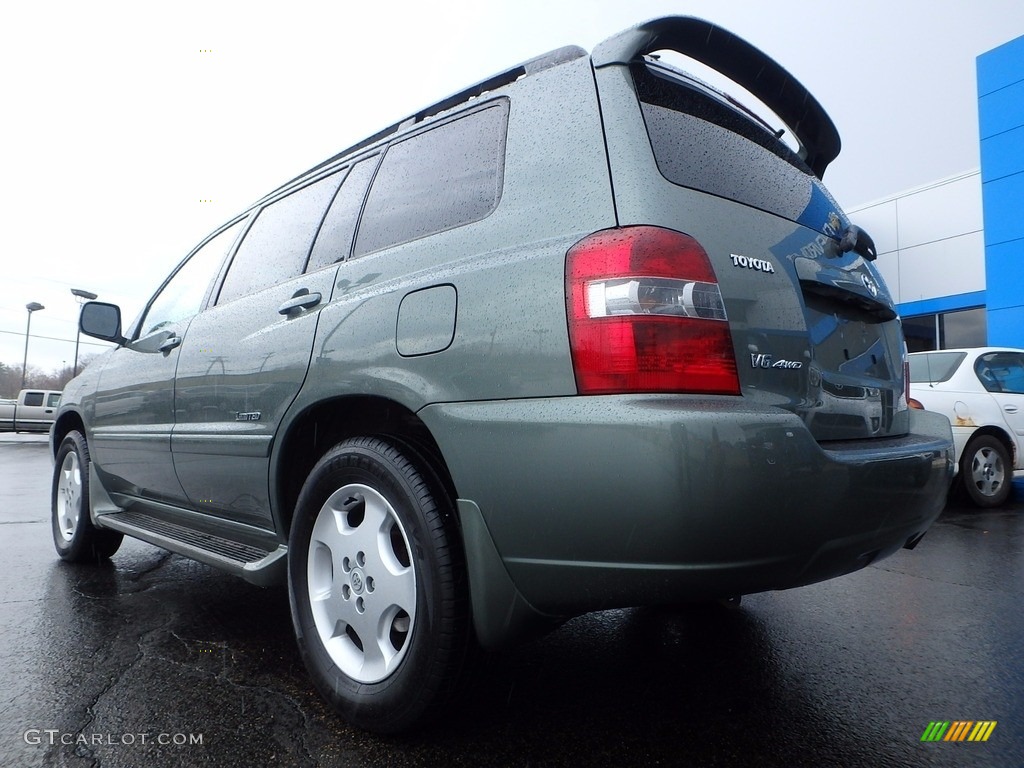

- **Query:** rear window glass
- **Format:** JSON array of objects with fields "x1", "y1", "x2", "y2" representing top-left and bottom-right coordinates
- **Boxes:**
[
  {"x1": 22, "y1": 392, "x2": 43, "y2": 407},
  {"x1": 632, "y1": 62, "x2": 840, "y2": 229},
  {"x1": 908, "y1": 352, "x2": 966, "y2": 383}
]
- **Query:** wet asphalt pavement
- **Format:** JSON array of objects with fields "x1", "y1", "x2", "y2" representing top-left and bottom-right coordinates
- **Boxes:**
[{"x1": 1, "y1": 433, "x2": 1022, "y2": 767}]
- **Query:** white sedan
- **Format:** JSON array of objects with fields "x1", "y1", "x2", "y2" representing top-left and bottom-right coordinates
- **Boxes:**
[{"x1": 909, "y1": 347, "x2": 1024, "y2": 507}]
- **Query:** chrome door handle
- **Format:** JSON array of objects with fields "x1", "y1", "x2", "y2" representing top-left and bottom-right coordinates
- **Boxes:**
[
  {"x1": 278, "y1": 291, "x2": 322, "y2": 315},
  {"x1": 158, "y1": 335, "x2": 182, "y2": 353}
]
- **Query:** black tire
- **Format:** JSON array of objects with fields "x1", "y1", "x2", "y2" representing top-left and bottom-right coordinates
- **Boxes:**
[
  {"x1": 960, "y1": 434, "x2": 1012, "y2": 508},
  {"x1": 288, "y1": 436, "x2": 471, "y2": 733},
  {"x1": 51, "y1": 430, "x2": 123, "y2": 561}
]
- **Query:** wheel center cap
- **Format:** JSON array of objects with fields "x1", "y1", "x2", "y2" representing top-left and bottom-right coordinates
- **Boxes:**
[{"x1": 350, "y1": 569, "x2": 365, "y2": 595}]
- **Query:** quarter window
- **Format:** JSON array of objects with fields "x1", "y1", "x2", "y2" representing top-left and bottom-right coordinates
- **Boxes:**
[
  {"x1": 218, "y1": 170, "x2": 345, "y2": 304},
  {"x1": 353, "y1": 102, "x2": 508, "y2": 257}
]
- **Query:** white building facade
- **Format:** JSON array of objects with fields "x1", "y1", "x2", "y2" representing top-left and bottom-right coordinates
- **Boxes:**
[
  {"x1": 845, "y1": 33, "x2": 1023, "y2": 353},
  {"x1": 847, "y1": 171, "x2": 987, "y2": 352}
]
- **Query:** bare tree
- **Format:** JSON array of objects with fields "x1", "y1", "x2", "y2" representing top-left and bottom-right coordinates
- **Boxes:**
[
  {"x1": 0, "y1": 354, "x2": 99, "y2": 397},
  {"x1": 0, "y1": 362, "x2": 19, "y2": 399}
]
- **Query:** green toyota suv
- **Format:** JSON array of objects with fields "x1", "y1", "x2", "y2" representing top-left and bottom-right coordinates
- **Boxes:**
[{"x1": 51, "y1": 16, "x2": 953, "y2": 732}]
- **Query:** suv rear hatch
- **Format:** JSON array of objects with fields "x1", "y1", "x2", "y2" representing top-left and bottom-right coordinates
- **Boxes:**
[{"x1": 590, "y1": 17, "x2": 908, "y2": 441}]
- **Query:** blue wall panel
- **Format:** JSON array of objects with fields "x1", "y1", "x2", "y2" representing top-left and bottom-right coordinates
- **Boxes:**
[
  {"x1": 987, "y1": 306, "x2": 1024, "y2": 347},
  {"x1": 980, "y1": 172, "x2": 1024, "y2": 246},
  {"x1": 984, "y1": 240, "x2": 1023, "y2": 312},
  {"x1": 897, "y1": 291, "x2": 986, "y2": 319},
  {"x1": 978, "y1": 80, "x2": 1024, "y2": 139},
  {"x1": 978, "y1": 35, "x2": 1024, "y2": 348},
  {"x1": 980, "y1": 124, "x2": 1024, "y2": 181},
  {"x1": 978, "y1": 34, "x2": 1024, "y2": 95}
]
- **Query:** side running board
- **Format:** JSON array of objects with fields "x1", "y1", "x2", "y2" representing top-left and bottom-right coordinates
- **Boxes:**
[{"x1": 98, "y1": 510, "x2": 287, "y2": 587}]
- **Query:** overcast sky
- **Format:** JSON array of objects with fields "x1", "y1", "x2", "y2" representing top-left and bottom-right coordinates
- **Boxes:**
[{"x1": 2, "y1": 0, "x2": 1023, "y2": 376}]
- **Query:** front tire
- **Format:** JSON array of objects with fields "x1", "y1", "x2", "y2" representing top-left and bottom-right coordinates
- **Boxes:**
[
  {"x1": 288, "y1": 437, "x2": 470, "y2": 733},
  {"x1": 960, "y1": 434, "x2": 1012, "y2": 508},
  {"x1": 51, "y1": 430, "x2": 123, "y2": 561}
]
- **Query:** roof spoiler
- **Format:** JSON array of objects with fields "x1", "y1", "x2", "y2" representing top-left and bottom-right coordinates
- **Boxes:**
[{"x1": 592, "y1": 16, "x2": 841, "y2": 178}]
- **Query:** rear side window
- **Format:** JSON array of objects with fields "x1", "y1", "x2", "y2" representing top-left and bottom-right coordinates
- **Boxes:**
[
  {"x1": 631, "y1": 63, "x2": 838, "y2": 228},
  {"x1": 218, "y1": 170, "x2": 345, "y2": 304},
  {"x1": 23, "y1": 392, "x2": 43, "y2": 407},
  {"x1": 353, "y1": 101, "x2": 508, "y2": 257},
  {"x1": 975, "y1": 352, "x2": 1024, "y2": 394},
  {"x1": 908, "y1": 352, "x2": 966, "y2": 383}
]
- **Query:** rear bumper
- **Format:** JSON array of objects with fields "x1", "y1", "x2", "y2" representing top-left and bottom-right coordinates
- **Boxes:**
[{"x1": 420, "y1": 396, "x2": 952, "y2": 629}]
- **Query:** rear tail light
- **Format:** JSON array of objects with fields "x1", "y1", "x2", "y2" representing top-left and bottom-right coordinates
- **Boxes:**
[{"x1": 566, "y1": 226, "x2": 740, "y2": 395}]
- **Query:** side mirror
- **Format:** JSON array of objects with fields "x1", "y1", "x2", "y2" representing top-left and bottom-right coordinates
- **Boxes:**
[{"x1": 80, "y1": 301, "x2": 127, "y2": 345}]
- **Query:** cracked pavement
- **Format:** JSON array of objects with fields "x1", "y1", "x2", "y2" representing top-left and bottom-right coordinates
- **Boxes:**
[{"x1": 1, "y1": 434, "x2": 1023, "y2": 767}]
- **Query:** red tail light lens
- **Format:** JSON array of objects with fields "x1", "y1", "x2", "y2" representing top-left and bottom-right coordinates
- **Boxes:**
[{"x1": 566, "y1": 226, "x2": 740, "y2": 395}]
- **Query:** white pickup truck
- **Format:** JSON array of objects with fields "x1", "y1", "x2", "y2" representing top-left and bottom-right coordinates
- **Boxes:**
[{"x1": 0, "y1": 389, "x2": 62, "y2": 433}]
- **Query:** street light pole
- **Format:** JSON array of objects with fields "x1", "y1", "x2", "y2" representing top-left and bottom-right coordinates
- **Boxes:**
[
  {"x1": 21, "y1": 302, "x2": 45, "y2": 390},
  {"x1": 70, "y1": 288, "x2": 98, "y2": 377}
]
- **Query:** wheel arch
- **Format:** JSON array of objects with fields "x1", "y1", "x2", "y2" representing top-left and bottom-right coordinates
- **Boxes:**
[
  {"x1": 964, "y1": 425, "x2": 1016, "y2": 466},
  {"x1": 272, "y1": 395, "x2": 459, "y2": 539},
  {"x1": 51, "y1": 410, "x2": 87, "y2": 459}
]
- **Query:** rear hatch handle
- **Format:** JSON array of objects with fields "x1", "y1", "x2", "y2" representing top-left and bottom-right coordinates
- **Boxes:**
[{"x1": 796, "y1": 247, "x2": 895, "y2": 321}]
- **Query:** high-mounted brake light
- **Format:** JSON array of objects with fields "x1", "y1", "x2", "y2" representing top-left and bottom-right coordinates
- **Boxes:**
[{"x1": 566, "y1": 226, "x2": 740, "y2": 395}]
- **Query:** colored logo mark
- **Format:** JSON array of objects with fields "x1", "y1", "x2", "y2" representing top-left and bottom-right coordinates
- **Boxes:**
[{"x1": 921, "y1": 721, "x2": 997, "y2": 742}]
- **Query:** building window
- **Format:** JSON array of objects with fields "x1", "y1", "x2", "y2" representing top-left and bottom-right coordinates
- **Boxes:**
[{"x1": 903, "y1": 307, "x2": 987, "y2": 352}]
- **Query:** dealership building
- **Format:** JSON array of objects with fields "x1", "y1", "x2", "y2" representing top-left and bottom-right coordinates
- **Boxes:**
[{"x1": 847, "y1": 33, "x2": 1024, "y2": 352}]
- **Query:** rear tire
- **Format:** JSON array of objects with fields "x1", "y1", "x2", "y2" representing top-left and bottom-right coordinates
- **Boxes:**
[
  {"x1": 960, "y1": 434, "x2": 1012, "y2": 508},
  {"x1": 288, "y1": 436, "x2": 471, "y2": 733},
  {"x1": 51, "y1": 430, "x2": 123, "y2": 561}
]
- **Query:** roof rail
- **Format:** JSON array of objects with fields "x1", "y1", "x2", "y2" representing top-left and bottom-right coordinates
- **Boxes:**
[
  {"x1": 592, "y1": 16, "x2": 841, "y2": 178},
  {"x1": 268, "y1": 44, "x2": 587, "y2": 199}
]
